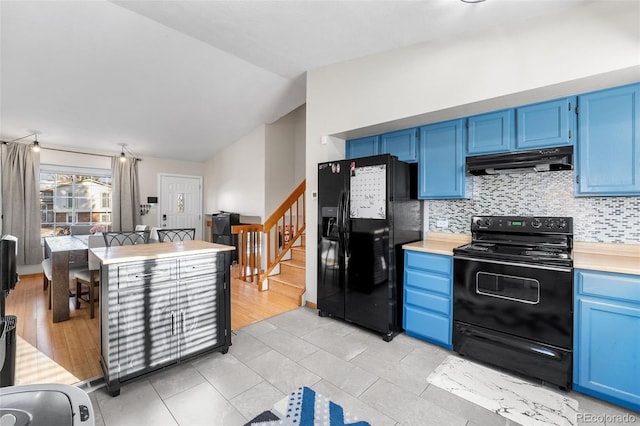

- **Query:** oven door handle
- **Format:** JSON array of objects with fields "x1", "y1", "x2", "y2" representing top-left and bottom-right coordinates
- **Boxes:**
[{"x1": 453, "y1": 256, "x2": 572, "y2": 273}]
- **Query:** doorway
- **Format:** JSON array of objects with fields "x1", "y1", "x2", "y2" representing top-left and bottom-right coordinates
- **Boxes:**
[{"x1": 158, "y1": 174, "x2": 203, "y2": 239}]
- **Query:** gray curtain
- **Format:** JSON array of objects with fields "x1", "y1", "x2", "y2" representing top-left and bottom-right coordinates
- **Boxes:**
[
  {"x1": 1, "y1": 142, "x2": 43, "y2": 265},
  {"x1": 111, "y1": 156, "x2": 141, "y2": 231}
]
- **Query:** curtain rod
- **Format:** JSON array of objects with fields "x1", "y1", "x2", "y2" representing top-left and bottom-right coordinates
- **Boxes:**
[
  {"x1": 1, "y1": 141, "x2": 142, "y2": 161},
  {"x1": 43, "y1": 145, "x2": 143, "y2": 161}
]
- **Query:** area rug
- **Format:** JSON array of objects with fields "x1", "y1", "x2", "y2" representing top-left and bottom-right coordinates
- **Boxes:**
[
  {"x1": 427, "y1": 356, "x2": 578, "y2": 426},
  {"x1": 244, "y1": 386, "x2": 371, "y2": 426}
]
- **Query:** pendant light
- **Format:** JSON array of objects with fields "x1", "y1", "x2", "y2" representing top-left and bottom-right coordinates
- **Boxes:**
[
  {"x1": 32, "y1": 134, "x2": 41, "y2": 152},
  {"x1": 119, "y1": 144, "x2": 127, "y2": 162}
]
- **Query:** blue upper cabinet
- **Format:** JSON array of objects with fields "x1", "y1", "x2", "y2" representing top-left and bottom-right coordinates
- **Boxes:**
[
  {"x1": 576, "y1": 83, "x2": 640, "y2": 196},
  {"x1": 418, "y1": 119, "x2": 467, "y2": 199},
  {"x1": 345, "y1": 135, "x2": 380, "y2": 159},
  {"x1": 516, "y1": 97, "x2": 576, "y2": 149},
  {"x1": 380, "y1": 128, "x2": 418, "y2": 163},
  {"x1": 466, "y1": 109, "x2": 516, "y2": 155}
]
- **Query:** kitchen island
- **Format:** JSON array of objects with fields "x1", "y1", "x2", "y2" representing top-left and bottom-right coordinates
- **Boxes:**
[{"x1": 91, "y1": 240, "x2": 234, "y2": 396}]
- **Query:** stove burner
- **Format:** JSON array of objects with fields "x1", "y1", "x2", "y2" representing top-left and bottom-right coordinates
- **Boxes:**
[
  {"x1": 466, "y1": 243, "x2": 496, "y2": 252},
  {"x1": 522, "y1": 249, "x2": 569, "y2": 259},
  {"x1": 454, "y1": 216, "x2": 574, "y2": 267}
]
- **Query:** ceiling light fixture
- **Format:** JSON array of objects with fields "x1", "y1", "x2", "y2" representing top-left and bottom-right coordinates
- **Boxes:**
[
  {"x1": 32, "y1": 134, "x2": 41, "y2": 152},
  {"x1": 461, "y1": 0, "x2": 486, "y2": 3},
  {"x1": 119, "y1": 144, "x2": 127, "y2": 162}
]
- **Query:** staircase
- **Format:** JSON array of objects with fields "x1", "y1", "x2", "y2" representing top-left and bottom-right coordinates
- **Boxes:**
[
  {"x1": 232, "y1": 181, "x2": 306, "y2": 305},
  {"x1": 266, "y1": 234, "x2": 306, "y2": 305}
]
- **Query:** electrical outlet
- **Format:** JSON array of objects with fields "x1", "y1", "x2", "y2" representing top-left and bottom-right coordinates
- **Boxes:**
[{"x1": 436, "y1": 220, "x2": 449, "y2": 228}]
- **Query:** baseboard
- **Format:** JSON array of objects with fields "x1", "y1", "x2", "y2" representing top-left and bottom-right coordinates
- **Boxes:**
[{"x1": 305, "y1": 300, "x2": 317, "y2": 309}]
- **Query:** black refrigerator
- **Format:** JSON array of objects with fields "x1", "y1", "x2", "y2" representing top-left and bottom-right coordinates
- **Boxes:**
[{"x1": 317, "y1": 154, "x2": 422, "y2": 341}]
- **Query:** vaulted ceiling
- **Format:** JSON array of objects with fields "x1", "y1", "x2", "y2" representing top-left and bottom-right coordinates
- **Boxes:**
[{"x1": 1, "y1": 0, "x2": 587, "y2": 162}]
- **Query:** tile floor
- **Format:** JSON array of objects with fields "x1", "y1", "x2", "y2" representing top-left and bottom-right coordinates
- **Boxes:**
[{"x1": 87, "y1": 307, "x2": 639, "y2": 426}]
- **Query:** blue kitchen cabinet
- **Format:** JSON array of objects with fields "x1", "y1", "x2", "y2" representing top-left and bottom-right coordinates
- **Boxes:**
[
  {"x1": 346, "y1": 135, "x2": 380, "y2": 159},
  {"x1": 418, "y1": 119, "x2": 467, "y2": 199},
  {"x1": 466, "y1": 109, "x2": 515, "y2": 155},
  {"x1": 403, "y1": 250, "x2": 453, "y2": 349},
  {"x1": 574, "y1": 269, "x2": 640, "y2": 412},
  {"x1": 516, "y1": 97, "x2": 576, "y2": 149},
  {"x1": 380, "y1": 128, "x2": 418, "y2": 163},
  {"x1": 576, "y1": 83, "x2": 640, "y2": 196}
]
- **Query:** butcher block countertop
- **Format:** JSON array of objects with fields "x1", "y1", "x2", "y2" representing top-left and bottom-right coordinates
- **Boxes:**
[
  {"x1": 573, "y1": 241, "x2": 640, "y2": 276},
  {"x1": 402, "y1": 233, "x2": 471, "y2": 256},
  {"x1": 92, "y1": 240, "x2": 235, "y2": 265},
  {"x1": 403, "y1": 233, "x2": 640, "y2": 276}
]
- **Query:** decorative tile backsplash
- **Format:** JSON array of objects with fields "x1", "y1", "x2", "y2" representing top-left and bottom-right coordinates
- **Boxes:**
[{"x1": 426, "y1": 171, "x2": 640, "y2": 244}]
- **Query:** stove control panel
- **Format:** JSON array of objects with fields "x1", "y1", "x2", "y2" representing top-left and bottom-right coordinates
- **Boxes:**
[{"x1": 471, "y1": 216, "x2": 573, "y2": 234}]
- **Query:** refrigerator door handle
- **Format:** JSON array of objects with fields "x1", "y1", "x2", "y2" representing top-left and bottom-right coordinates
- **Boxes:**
[
  {"x1": 337, "y1": 190, "x2": 344, "y2": 246},
  {"x1": 343, "y1": 190, "x2": 351, "y2": 257}
]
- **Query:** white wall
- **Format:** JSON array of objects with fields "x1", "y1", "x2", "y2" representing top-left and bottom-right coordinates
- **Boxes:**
[
  {"x1": 204, "y1": 106, "x2": 306, "y2": 222},
  {"x1": 305, "y1": 1, "x2": 640, "y2": 304},
  {"x1": 40, "y1": 147, "x2": 111, "y2": 170},
  {"x1": 265, "y1": 104, "x2": 306, "y2": 215},
  {"x1": 204, "y1": 125, "x2": 267, "y2": 219},
  {"x1": 137, "y1": 157, "x2": 205, "y2": 229},
  {"x1": 293, "y1": 104, "x2": 307, "y2": 186}
]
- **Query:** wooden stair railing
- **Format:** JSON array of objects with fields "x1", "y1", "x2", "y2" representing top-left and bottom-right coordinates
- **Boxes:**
[
  {"x1": 232, "y1": 180, "x2": 306, "y2": 289},
  {"x1": 232, "y1": 224, "x2": 263, "y2": 283}
]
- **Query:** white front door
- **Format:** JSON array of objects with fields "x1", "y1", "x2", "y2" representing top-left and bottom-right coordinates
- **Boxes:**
[{"x1": 159, "y1": 174, "x2": 203, "y2": 240}]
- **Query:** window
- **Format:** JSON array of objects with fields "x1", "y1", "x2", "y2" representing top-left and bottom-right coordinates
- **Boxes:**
[
  {"x1": 101, "y1": 192, "x2": 111, "y2": 209},
  {"x1": 65, "y1": 192, "x2": 73, "y2": 209},
  {"x1": 40, "y1": 165, "x2": 112, "y2": 238}
]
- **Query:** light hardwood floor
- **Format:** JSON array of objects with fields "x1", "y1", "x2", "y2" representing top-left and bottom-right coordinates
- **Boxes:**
[{"x1": 5, "y1": 268, "x2": 300, "y2": 385}]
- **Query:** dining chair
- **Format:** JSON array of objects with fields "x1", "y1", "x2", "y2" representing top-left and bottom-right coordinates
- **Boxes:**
[
  {"x1": 41, "y1": 258, "x2": 52, "y2": 300},
  {"x1": 156, "y1": 228, "x2": 196, "y2": 242},
  {"x1": 74, "y1": 235, "x2": 105, "y2": 318},
  {"x1": 102, "y1": 231, "x2": 149, "y2": 246},
  {"x1": 42, "y1": 257, "x2": 86, "y2": 310},
  {"x1": 149, "y1": 227, "x2": 160, "y2": 242}
]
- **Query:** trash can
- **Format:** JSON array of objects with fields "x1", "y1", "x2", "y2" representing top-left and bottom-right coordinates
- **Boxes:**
[
  {"x1": 0, "y1": 315, "x2": 17, "y2": 387},
  {"x1": 0, "y1": 383, "x2": 95, "y2": 425}
]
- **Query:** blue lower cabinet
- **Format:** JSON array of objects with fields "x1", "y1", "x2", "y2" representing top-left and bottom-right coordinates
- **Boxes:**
[
  {"x1": 574, "y1": 269, "x2": 640, "y2": 412},
  {"x1": 403, "y1": 250, "x2": 453, "y2": 349}
]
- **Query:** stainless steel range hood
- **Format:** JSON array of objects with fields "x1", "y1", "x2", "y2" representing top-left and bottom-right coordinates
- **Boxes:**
[{"x1": 466, "y1": 146, "x2": 573, "y2": 176}]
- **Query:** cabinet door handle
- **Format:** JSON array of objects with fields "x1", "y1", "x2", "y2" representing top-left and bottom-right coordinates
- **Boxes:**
[
  {"x1": 135, "y1": 273, "x2": 155, "y2": 279},
  {"x1": 171, "y1": 312, "x2": 175, "y2": 335}
]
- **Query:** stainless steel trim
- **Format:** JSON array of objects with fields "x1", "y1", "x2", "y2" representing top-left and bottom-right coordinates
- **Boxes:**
[{"x1": 454, "y1": 256, "x2": 572, "y2": 272}]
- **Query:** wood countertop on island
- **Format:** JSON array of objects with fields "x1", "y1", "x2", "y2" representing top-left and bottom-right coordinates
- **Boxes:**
[{"x1": 91, "y1": 240, "x2": 235, "y2": 265}]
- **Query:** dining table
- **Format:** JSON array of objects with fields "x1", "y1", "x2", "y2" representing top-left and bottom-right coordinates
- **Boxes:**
[{"x1": 44, "y1": 235, "x2": 90, "y2": 323}]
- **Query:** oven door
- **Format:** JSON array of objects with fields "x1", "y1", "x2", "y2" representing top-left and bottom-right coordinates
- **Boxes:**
[{"x1": 453, "y1": 256, "x2": 573, "y2": 349}]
